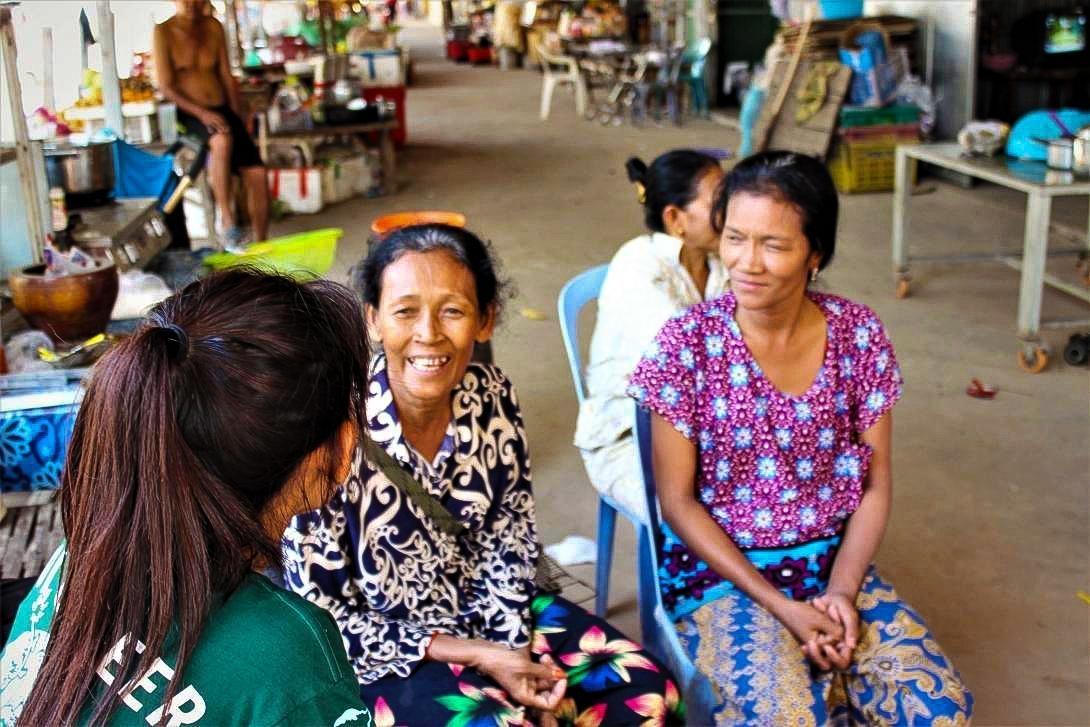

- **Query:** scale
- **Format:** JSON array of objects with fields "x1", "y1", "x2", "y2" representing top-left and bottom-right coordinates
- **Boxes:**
[{"x1": 69, "y1": 197, "x2": 171, "y2": 270}]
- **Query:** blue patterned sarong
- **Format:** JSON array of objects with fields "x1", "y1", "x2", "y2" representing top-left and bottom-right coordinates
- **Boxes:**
[{"x1": 670, "y1": 535, "x2": 974, "y2": 726}]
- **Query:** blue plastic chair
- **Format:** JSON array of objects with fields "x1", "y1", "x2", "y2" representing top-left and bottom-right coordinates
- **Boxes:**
[
  {"x1": 633, "y1": 403, "x2": 717, "y2": 721},
  {"x1": 558, "y1": 264, "x2": 650, "y2": 620}
]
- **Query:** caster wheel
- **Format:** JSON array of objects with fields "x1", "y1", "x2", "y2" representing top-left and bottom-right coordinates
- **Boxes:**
[
  {"x1": 1063, "y1": 335, "x2": 1090, "y2": 366},
  {"x1": 895, "y1": 278, "x2": 911, "y2": 299},
  {"x1": 1017, "y1": 346, "x2": 1049, "y2": 373}
]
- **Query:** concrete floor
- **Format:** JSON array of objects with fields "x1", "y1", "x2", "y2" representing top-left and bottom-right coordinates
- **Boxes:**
[{"x1": 275, "y1": 22, "x2": 1090, "y2": 725}]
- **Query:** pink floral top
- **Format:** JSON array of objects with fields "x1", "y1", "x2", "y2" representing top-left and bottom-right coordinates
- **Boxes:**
[{"x1": 628, "y1": 291, "x2": 902, "y2": 549}]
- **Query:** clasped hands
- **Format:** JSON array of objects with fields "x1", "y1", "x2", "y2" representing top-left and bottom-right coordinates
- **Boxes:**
[
  {"x1": 472, "y1": 643, "x2": 566, "y2": 725},
  {"x1": 778, "y1": 590, "x2": 859, "y2": 671}
]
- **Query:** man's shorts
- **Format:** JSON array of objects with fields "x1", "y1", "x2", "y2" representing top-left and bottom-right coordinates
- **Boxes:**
[{"x1": 177, "y1": 104, "x2": 264, "y2": 171}]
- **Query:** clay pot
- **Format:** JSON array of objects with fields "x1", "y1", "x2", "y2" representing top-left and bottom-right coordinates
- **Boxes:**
[{"x1": 8, "y1": 262, "x2": 119, "y2": 344}]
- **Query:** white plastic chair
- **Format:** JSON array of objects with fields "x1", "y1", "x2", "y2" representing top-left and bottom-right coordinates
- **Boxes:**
[{"x1": 533, "y1": 37, "x2": 589, "y2": 120}]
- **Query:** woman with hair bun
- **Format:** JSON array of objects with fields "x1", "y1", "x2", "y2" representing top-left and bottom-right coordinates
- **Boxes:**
[{"x1": 575, "y1": 149, "x2": 727, "y2": 522}]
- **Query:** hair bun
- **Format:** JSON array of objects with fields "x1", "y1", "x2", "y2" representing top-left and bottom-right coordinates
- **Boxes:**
[{"x1": 624, "y1": 157, "x2": 648, "y2": 184}]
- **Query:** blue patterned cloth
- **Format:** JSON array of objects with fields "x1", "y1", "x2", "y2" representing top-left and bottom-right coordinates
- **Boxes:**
[
  {"x1": 1, "y1": 397, "x2": 78, "y2": 493},
  {"x1": 674, "y1": 539, "x2": 974, "y2": 726}
]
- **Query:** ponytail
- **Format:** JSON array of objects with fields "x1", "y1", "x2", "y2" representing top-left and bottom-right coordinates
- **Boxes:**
[
  {"x1": 23, "y1": 330, "x2": 268, "y2": 726},
  {"x1": 18, "y1": 270, "x2": 369, "y2": 726}
]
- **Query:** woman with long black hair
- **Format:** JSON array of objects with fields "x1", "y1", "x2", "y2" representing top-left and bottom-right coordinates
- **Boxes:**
[{"x1": 1, "y1": 269, "x2": 373, "y2": 726}]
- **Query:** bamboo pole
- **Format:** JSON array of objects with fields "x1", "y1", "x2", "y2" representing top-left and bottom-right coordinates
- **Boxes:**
[
  {"x1": 96, "y1": 0, "x2": 123, "y2": 135},
  {"x1": 1, "y1": 5, "x2": 48, "y2": 264},
  {"x1": 225, "y1": 0, "x2": 242, "y2": 71}
]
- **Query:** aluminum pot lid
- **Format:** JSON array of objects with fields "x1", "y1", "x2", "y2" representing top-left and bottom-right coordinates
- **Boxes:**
[{"x1": 42, "y1": 138, "x2": 115, "y2": 153}]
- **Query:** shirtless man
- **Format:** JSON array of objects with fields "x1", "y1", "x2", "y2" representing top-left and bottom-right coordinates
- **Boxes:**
[{"x1": 153, "y1": 0, "x2": 268, "y2": 248}]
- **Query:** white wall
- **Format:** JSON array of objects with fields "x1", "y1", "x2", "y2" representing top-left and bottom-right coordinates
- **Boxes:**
[
  {"x1": 863, "y1": 0, "x2": 978, "y2": 140},
  {"x1": 1, "y1": 1, "x2": 179, "y2": 142}
]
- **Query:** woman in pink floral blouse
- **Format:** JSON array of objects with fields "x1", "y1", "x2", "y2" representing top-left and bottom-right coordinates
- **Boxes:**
[{"x1": 628, "y1": 151, "x2": 973, "y2": 726}]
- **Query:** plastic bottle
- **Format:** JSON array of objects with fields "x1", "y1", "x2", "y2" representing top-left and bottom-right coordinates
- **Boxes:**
[{"x1": 49, "y1": 187, "x2": 67, "y2": 232}]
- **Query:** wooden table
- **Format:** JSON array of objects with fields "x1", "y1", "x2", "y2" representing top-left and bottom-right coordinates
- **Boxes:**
[
  {"x1": 0, "y1": 498, "x2": 63, "y2": 579},
  {"x1": 258, "y1": 118, "x2": 399, "y2": 195},
  {"x1": 892, "y1": 142, "x2": 1090, "y2": 372}
]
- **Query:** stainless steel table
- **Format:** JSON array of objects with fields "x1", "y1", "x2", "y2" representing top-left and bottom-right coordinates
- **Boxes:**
[{"x1": 892, "y1": 143, "x2": 1090, "y2": 372}]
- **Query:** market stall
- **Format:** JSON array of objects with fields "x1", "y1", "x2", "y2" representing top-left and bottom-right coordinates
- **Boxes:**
[{"x1": 1, "y1": 2, "x2": 387, "y2": 380}]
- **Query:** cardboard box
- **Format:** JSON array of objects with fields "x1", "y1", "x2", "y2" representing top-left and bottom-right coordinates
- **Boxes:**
[{"x1": 320, "y1": 153, "x2": 379, "y2": 203}]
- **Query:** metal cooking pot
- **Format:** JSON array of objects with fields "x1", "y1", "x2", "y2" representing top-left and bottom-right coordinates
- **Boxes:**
[
  {"x1": 1034, "y1": 137, "x2": 1075, "y2": 171},
  {"x1": 1074, "y1": 125, "x2": 1090, "y2": 176},
  {"x1": 43, "y1": 140, "x2": 115, "y2": 195}
]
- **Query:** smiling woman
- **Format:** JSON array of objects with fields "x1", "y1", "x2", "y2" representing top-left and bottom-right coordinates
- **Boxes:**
[
  {"x1": 360, "y1": 230, "x2": 499, "y2": 459},
  {"x1": 282, "y1": 224, "x2": 684, "y2": 727}
]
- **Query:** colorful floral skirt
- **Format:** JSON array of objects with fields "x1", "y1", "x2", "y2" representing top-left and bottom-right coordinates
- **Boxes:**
[
  {"x1": 673, "y1": 537, "x2": 974, "y2": 726},
  {"x1": 360, "y1": 594, "x2": 684, "y2": 727}
]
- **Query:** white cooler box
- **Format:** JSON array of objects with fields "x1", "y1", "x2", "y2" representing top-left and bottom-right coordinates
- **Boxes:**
[
  {"x1": 350, "y1": 49, "x2": 406, "y2": 87},
  {"x1": 268, "y1": 167, "x2": 324, "y2": 214},
  {"x1": 269, "y1": 153, "x2": 379, "y2": 214}
]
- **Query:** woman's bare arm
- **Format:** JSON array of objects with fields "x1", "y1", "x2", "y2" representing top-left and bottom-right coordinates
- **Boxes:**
[{"x1": 827, "y1": 412, "x2": 893, "y2": 598}]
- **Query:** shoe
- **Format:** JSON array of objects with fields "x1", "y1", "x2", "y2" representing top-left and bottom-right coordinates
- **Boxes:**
[
  {"x1": 222, "y1": 227, "x2": 249, "y2": 254},
  {"x1": 222, "y1": 227, "x2": 250, "y2": 252},
  {"x1": 224, "y1": 227, "x2": 251, "y2": 252}
]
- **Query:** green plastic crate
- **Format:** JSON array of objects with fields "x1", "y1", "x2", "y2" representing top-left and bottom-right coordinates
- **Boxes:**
[{"x1": 838, "y1": 104, "x2": 921, "y2": 128}]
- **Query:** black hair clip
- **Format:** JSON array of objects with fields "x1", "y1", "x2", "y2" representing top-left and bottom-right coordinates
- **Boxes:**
[{"x1": 155, "y1": 322, "x2": 191, "y2": 363}]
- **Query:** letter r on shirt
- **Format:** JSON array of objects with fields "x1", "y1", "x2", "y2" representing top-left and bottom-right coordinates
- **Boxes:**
[{"x1": 145, "y1": 685, "x2": 207, "y2": 726}]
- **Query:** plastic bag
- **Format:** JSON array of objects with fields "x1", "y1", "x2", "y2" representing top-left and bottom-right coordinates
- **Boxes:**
[
  {"x1": 111, "y1": 270, "x2": 174, "y2": 320},
  {"x1": 896, "y1": 74, "x2": 937, "y2": 137},
  {"x1": 4, "y1": 331, "x2": 54, "y2": 373}
]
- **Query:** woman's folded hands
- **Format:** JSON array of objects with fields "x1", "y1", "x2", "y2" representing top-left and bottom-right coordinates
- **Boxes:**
[{"x1": 473, "y1": 644, "x2": 568, "y2": 712}]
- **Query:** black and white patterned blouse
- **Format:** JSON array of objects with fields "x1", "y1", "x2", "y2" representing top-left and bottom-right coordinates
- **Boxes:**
[{"x1": 281, "y1": 353, "x2": 539, "y2": 685}]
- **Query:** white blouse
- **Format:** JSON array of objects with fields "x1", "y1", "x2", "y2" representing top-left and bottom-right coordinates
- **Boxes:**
[{"x1": 573, "y1": 232, "x2": 728, "y2": 515}]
